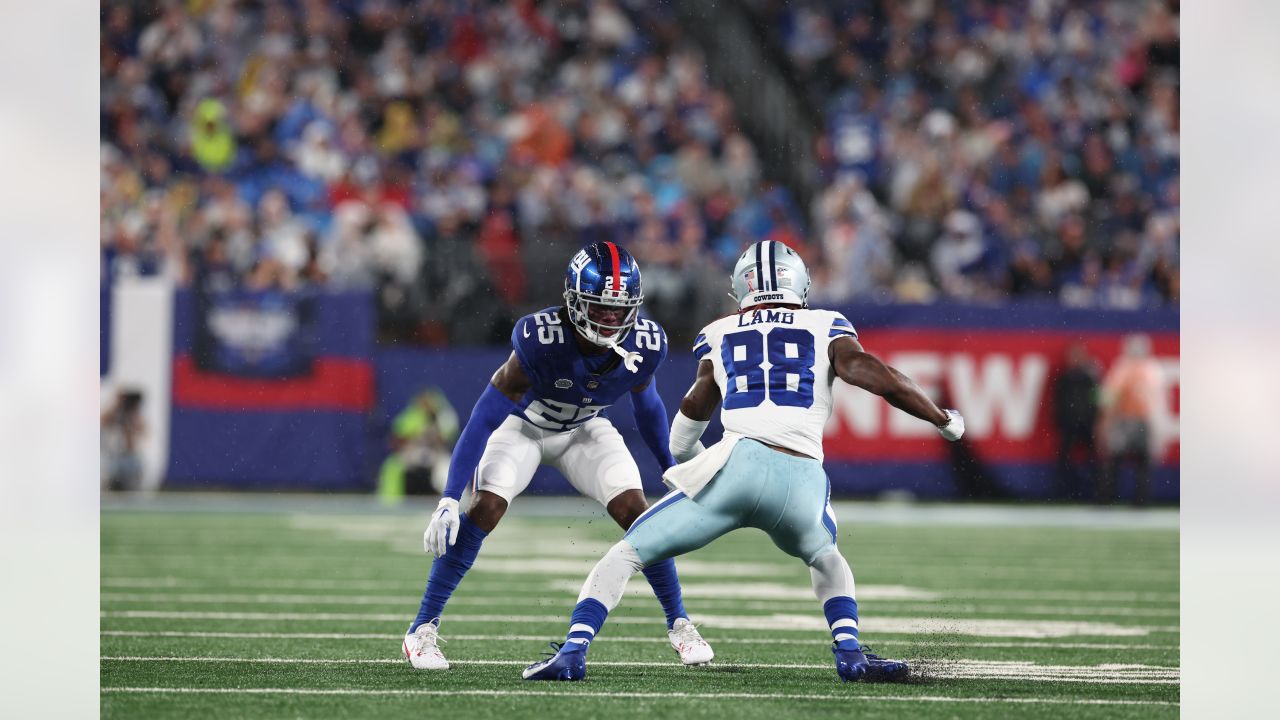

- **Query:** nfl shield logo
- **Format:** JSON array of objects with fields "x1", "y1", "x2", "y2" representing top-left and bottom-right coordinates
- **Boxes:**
[{"x1": 555, "y1": 379, "x2": 573, "y2": 389}]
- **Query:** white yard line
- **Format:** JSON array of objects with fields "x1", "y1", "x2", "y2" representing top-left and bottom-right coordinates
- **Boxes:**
[
  {"x1": 97, "y1": 591, "x2": 1179, "y2": 618},
  {"x1": 100, "y1": 686, "x2": 1179, "y2": 706},
  {"x1": 99, "y1": 576, "x2": 1180, "y2": 604},
  {"x1": 100, "y1": 610, "x2": 1177, "y2": 637},
  {"x1": 100, "y1": 656, "x2": 1179, "y2": 685},
  {"x1": 99, "y1": 630, "x2": 1176, "y2": 650}
]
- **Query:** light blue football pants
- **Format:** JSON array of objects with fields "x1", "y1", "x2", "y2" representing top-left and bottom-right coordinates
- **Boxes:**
[{"x1": 625, "y1": 439, "x2": 839, "y2": 566}]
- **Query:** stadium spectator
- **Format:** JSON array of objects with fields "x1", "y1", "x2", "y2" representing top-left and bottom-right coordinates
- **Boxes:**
[
  {"x1": 1052, "y1": 343, "x2": 1101, "y2": 501},
  {"x1": 1097, "y1": 333, "x2": 1165, "y2": 505},
  {"x1": 102, "y1": 389, "x2": 146, "y2": 492},
  {"x1": 100, "y1": 0, "x2": 1178, "y2": 346}
]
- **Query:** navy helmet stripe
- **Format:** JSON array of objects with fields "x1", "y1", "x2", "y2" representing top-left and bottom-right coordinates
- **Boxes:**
[
  {"x1": 768, "y1": 241, "x2": 778, "y2": 290},
  {"x1": 754, "y1": 242, "x2": 765, "y2": 291}
]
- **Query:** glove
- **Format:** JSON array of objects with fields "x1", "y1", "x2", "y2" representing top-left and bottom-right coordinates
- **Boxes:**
[
  {"x1": 937, "y1": 409, "x2": 965, "y2": 442},
  {"x1": 424, "y1": 497, "x2": 461, "y2": 557}
]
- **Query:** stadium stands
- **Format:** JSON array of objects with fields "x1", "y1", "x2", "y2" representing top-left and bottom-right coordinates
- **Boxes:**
[{"x1": 101, "y1": 0, "x2": 1178, "y2": 346}]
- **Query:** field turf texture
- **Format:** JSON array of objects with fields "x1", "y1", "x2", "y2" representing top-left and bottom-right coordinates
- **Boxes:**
[{"x1": 102, "y1": 495, "x2": 1178, "y2": 718}]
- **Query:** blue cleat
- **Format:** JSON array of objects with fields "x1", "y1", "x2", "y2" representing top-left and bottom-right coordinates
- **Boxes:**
[
  {"x1": 522, "y1": 641, "x2": 587, "y2": 681},
  {"x1": 833, "y1": 641, "x2": 910, "y2": 683}
]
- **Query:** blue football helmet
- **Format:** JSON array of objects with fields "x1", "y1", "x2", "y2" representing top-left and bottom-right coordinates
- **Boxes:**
[{"x1": 563, "y1": 241, "x2": 644, "y2": 347}]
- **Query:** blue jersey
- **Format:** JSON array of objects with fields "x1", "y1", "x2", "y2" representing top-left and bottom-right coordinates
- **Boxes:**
[{"x1": 510, "y1": 306, "x2": 667, "y2": 432}]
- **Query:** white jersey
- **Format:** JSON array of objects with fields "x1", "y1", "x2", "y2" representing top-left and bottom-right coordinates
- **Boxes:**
[{"x1": 692, "y1": 307, "x2": 857, "y2": 461}]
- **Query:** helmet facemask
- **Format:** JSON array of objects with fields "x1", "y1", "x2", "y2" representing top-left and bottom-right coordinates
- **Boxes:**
[{"x1": 563, "y1": 286, "x2": 643, "y2": 347}]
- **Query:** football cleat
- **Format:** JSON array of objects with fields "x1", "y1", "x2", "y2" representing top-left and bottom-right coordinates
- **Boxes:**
[
  {"x1": 668, "y1": 618, "x2": 714, "y2": 666},
  {"x1": 403, "y1": 621, "x2": 449, "y2": 670},
  {"x1": 833, "y1": 640, "x2": 909, "y2": 683},
  {"x1": 522, "y1": 641, "x2": 588, "y2": 681}
]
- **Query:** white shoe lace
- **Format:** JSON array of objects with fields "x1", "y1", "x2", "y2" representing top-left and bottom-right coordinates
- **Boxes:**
[
  {"x1": 671, "y1": 621, "x2": 705, "y2": 649},
  {"x1": 412, "y1": 624, "x2": 446, "y2": 655}
]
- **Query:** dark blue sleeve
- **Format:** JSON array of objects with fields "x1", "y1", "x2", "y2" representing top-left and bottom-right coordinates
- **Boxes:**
[
  {"x1": 442, "y1": 383, "x2": 519, "y2": 500},
  {"x1": 511, "y1": 316, "x2": 543, "y2": 388},
  {"x1": 632, "y1": 377, "x2": 676, "y2": 472},
  {"x1": 631, "y1": 330, "x2": 675, "y2": 471}
]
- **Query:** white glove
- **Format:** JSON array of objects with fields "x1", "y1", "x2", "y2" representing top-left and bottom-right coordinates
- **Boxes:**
[
  {"x1": 937, "y1": 409, "x2": 965, "y2": 442},
  {"x1": 424, "y1": 497, "x2": 461, "y2": 557}
]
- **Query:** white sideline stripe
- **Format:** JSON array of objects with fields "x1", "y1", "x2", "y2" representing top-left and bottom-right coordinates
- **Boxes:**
[
  {"x1": 99, "y1": 631, "x2": 1178, "y2": 650},
  {"x1": 100, "y1": 686, "x2": 1178, "y2": 706},
  {"x1": 104, "y1": 554, "x2": 1177, "y2": 580},
  {"x1": 100, "y1": 657, "x2": 1179, "y2": 685},
  {"x1": 99, "y1": 578, "x2": 1180, "y2": 603},
  {"x1": 100, "y1": 611, "x2": 1177, "y2": 637},
  {"x1": 99, "y1": 592, "x2": 1180, "y2": 618}
]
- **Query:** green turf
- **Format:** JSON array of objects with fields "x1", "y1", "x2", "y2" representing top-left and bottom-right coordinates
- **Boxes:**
[{"x1": 101, "y1": 499, "x2": 1179, "y2": 718}]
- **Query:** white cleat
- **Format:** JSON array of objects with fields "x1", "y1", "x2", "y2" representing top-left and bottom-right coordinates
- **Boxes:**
[
  {"x1": 403, "y1": 622, "x2": 449, "y2": 670},
  {"x1": 668, "y1": 618, "x2": 714, "y2": 666}
]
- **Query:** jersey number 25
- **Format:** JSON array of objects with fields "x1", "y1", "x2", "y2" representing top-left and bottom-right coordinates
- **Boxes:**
[{"x1": 721, "y1": 328, "x2": 815, "y2": 409}]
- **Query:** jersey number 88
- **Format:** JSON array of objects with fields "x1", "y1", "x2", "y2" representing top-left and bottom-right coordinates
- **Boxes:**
[{"x1": 721, "y1": 328, "x2": 815, "y2": 409}]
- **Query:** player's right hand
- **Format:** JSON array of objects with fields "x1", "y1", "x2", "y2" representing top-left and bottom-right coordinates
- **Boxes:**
[
  {"x1": 937, "y1": 409, "x2": 965, "y2": 441},
  {"x1": 424, "y1": 498, "x2": 461, "y2": 557}
]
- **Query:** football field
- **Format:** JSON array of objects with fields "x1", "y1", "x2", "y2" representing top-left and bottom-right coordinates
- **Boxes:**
[{"x1": 101, "y1": 495, "x2": 1179, "y2": 718}]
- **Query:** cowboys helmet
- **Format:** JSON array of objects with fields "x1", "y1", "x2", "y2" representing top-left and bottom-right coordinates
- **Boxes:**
[
  {"x1": 730, "y1": 240, "x2": 811, "y2": 310},
  {"x1": 563, "y1": 241, "x2": 644, "y2": 346}
]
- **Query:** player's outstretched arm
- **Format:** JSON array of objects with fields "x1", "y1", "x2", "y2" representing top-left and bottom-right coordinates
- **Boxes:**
[
  {"x1": 440, "y1": 353, "x2": 530, "y2": 500},
  {"x1": 669, "y1": 360, "x2": 723, "y2": 462},
  {"x1": 829, "y1": 336, "x2": 964, "y2": 440},
  {"x1": 631, "y1": 377, "x2": 678, "y2": 471},
  {"x1": 425, "y1": 354, "x2": 531, "y2": 556}
]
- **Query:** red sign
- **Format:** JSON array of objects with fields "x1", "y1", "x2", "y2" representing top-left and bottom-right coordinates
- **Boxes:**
[{"x1": 823, "y1": 330, "x2": 1180, "y2": 464}]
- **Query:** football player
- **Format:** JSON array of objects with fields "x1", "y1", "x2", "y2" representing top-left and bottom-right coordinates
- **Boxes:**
[
  {"x1": 403, "y1": 241, "x2": 713, "y2": 669},
  {"x1": 524, "y1": 240, "x2": 965, "y2": 682}
]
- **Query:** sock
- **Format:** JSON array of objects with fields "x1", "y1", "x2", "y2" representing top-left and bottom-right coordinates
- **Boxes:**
[
  {"x1": 823, "y1": 596, "x2": 860, "y2": 648},
  {"x1": 410, "y1": 513, "x2": 488, "y2": 632},
  {"x1": 641, "y1": 558, "x2": 688, "y2": 629},
  {"x1": 564, "y1": 598, "x2": 609, "y2": 652}
]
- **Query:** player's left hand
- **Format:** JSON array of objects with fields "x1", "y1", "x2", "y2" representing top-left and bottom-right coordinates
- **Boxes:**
[
  {"x1": 424, "y1": 498, "x2": 461, "y2": 557},
  {"x1": 937, "y1": 409, "x2": 965, "y2": 441}
]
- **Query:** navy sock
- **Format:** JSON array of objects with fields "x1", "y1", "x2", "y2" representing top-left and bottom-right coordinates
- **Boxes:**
[
  {"x1": 564, "y1": 598, "x2": 609, "y2": 652},
  {"x1": 823, "y1": 596, "x2": 860, "y2": 648},
  {"x1": 411, "y1": 513, "x2": 488, "y2": 632},
  {"x1": 641, "y1": 558, "x2": 687, "y2": 629}
]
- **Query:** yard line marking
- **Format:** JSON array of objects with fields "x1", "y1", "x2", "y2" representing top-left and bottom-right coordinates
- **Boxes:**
[
  {"x1": 99, "y1": 577, "x2": 1180, "y2": 604},
  {"x1": 100, "y1": 686, "x2": 1179, "y2": 706},
  {"x1": 98, "y1": 591, "x2": 1180, "y2": 619},
  {"x1": 101, "y1": 657, "x2": 1179, "y2": 685},
  {"x1": 100, "y1": 611, "x2": 1177, "y2": 637},
  {"x1": 99, "y1": 630, "x2": 1177, "y2": 650},
  {"x1": 97, "y1": 573, "x2": 1177, "y2": 602}
]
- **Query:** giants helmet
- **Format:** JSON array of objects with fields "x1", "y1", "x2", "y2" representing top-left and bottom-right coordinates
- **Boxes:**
[
  {"x1": 563, "y1": 241, "x2": 645, "y2": 346},
  {"x1": 730, "y1": 240, "x2": 811, "y2": 310}
]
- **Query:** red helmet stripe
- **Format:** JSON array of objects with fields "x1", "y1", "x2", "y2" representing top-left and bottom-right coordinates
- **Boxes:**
[{"x1": 604, "y1": 241, "x2": 621, "y2": 290}]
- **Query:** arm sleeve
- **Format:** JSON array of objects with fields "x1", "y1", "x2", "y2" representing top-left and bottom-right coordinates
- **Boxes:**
[
  {"x1": 632, "y1": 378, "x2": 678, "y2": 472},
  {"x1": 441, "y1": 383, "x2": 520, "y2": 500}
]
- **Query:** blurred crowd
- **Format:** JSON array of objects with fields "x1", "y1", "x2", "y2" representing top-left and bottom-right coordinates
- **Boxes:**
[
  {"x1": 762, "y1": 0, "x2": 1179, "y2": 308},
  {"x1": 102, "y1": 0, "x2": 1178, "y2": 346}
]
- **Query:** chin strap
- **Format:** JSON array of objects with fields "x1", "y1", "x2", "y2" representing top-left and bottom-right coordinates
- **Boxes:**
[{"x1": 609, "y1": 341, "x2": 644, "y2": 373}]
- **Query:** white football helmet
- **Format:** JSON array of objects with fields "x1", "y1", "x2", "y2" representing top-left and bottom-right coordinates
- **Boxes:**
[{"x1": 730, "y1": 240, "x2": 810, "y2": 310}]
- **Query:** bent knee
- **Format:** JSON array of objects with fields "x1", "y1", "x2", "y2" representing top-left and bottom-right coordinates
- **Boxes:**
[
  {"x1": 468, "y1": 492, "x2": 509, "y2": 531},
  {"x1": 607, "y1": 490, "x2": 649, "y2": 529}
]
